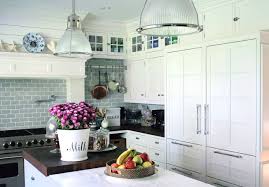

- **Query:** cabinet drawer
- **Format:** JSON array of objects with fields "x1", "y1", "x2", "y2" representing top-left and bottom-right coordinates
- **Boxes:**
[
  {"x1": 128, "y1": 143, "x2": 148, "y2": 153},
  {"x1": 149, "y1": 148, "x2": 166, "y2": 163},
  {"x1": 207, "y1": 177, "x2": 241, "y2": 187},
  {"x1": 167, "y1": 139, "x2": 204, "y2": 173},
  {"x1": 129, "y1": 133, "x2": 146, "y2": 146},
  {"x1": 207, "y1": 148, "x2": 256, "y2": 187},
  {"x1": 154, "y1": 161, "x2": 166, "y2": 169},
  {"x1": 148, "y1": 137, "x2": 165, "y2": 150},
  {"x1": 167, "y1": 164, "x2": 203, "y2": 181}
]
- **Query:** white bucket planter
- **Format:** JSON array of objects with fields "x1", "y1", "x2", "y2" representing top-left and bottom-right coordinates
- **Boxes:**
[{"x1": 57, "y1": 129, "x2": 90, "y2": 161}]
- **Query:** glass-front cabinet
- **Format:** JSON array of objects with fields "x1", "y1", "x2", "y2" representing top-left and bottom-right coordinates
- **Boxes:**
[
  {"x1": 164, "y1": 36, "x2": 179, "y2": 46},
  {"x1": 147, "y1": 36, "x2": 160, "y2": 50},
  {"x1": 132, "y1": 35, "x2": 143, "y2": 52},
  {"x1": 89, "y1": 35, "x2": 105, "y2": 53},
  {"x1": 108, "y1": 35, "x2": 125, "y2": 55}
]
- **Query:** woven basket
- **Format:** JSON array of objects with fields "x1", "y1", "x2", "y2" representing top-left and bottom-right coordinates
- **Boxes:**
[{"x1": 105, "y1": 160, "x2": 156, "y2": 179}]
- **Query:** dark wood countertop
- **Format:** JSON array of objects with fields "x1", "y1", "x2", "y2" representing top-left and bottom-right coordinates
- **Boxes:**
[
  {"x1": 108, "y1": 124, "x2": 164, "y2": 137},
  {"x1": 23, "y1": 147, "x2": 123, "y2": 176}
]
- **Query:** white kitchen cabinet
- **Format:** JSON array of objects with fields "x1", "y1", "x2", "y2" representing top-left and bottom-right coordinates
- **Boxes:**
[
  {"x1": 167, "y1": 139, "x2": 204, "y2": 174},
  {"x1": 146, "y1": 55, "x2": 165, "y2": 104},
  {"x1": 166, "y1": 47, "x2": 204, "y2": 145},
  {"x1": 207, "y1": 177, "x2": 241, "y2": 187},
  {"x1": 167, "y1": 164, "x2": 204, "y2": 182},
  {"x1": 25, "y1": 160, "x2": 55, "y2": 187},
  {"x1": 206, "y1": 39, "x2": 257, "y2": 156},
  {"x1": 107, "y1": 34, "x2": 126, "y2": 56},
  {"x1": 206, "y1": 148, "x2": 256, "y2": 187},
  {"x1": 203, "y1": 2, "x2": 235, "y2": 41}
]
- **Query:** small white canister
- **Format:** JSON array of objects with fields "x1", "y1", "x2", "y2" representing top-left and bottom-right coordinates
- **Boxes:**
[{"x1": 57, "y1": 129, "x2": 90, "y2": 161}]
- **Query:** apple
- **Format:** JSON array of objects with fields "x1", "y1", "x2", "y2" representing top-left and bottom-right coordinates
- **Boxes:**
[
  {"x1": 125, "y1": 160, "x2": 136, "y2": 169},
  {"x1": 132, "y1": 155, "x2": 143, "y2": 165},
  {"x1": 142, "y1": 161, "x2": 152, "y2": 168},
  {"x1": 140, "y1": 153, "x2": 150, "y2": 162},
  {"x1": 126, "y1": 156, "x2": 133, "y2": 162},
  {"x1": 118, "y1": 164, "x2": 126, "y2": 169},
  {"x1": 136, "y1": 165, "x2": 144, "y2": 170},
  {"x1": 111, "y1": 163, "x2": 119, "y2": 168}
]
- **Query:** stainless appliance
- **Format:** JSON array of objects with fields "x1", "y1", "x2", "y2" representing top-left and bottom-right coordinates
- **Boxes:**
[
  {"x1": 0, "y1": 128, "x2": 53, "y2": 187},
  {"x1": 151, "y1": 110, "x2": 165, "y2": 129}
]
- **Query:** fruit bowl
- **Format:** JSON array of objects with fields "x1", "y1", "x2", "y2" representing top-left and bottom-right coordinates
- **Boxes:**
[{"x1": 105, "y1": 159, "x2": 156, "y2": 179}]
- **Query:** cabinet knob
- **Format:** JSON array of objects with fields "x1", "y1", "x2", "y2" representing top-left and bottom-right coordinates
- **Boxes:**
[
  {"x1": 135, "y1": 137, "x2": 140, "y2": 140},
  {"x1": 141, "y1": 94, "x2": 144, "y2": 96},
  {"x1": 155, "y1": 153, "x2": 160, "y2": 156},
  {"x1": 31, "y1": 176, "x2": 35, "y2": 181},
  {"x1": 158, "y1": 94, "x2": 160, "y2": 96},
  {"x1": 233, "y1": 17, "x2": 240, "y2": 22},
  {"x1": 161, "y1": 94, "x2": 164, "y2": 96}
]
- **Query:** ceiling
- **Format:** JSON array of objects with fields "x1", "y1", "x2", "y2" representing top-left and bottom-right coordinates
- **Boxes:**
[{"x1": 0, "y1": 0, "x2": 147, "y2": 22}]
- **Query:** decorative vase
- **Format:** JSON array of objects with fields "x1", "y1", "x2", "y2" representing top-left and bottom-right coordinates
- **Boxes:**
[
  {"x1": 101, "y1": 117, "x2": 109, "y2": 128},
  {"x1": 57, "y1": 129, "x2": 90, "y2": 161}
]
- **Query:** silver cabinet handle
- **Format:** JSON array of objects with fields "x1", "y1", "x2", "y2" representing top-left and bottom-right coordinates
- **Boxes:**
[
  {"x1": 171, "y1": 168, "x2": 192, "y2": 176},
  {"x1": 155, "y1": 141, "x2": 159, "y2": 144},
  {"x1": 141, "y1": 94, "x2": 144, "y2": 96},
  {"x1": 155, "y1": 153, "x2": 160, "y2": 156},
  {"x1": 196, "y1": 104, "x2": 202, "y2": 134},
  {"x1": 158, "y1": 94, "x2": 160, "y2": 96},
  {"x1": 213, "y1": 151, "x2": 243, "y2": 159},
  {"x1": 135, "y1": 137, "x2": 140, "y2": 140},
  {"x1": 204, "y1": 104, "x2": 209, "y2": 135},
  {"x1": 171, "y1": 141, "x2": 193, "y2": 148}
]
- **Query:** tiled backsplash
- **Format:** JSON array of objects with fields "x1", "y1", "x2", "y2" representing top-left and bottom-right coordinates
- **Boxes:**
[
  {"x1": 85, "y1": 58, "x2": 126, "y2": 108},
  {"x1": 0, "y1": 79, "x2": 66, "y2": 130},
  {"x1": 0, "y1": 59, "x2": 163, "y2": 130}
]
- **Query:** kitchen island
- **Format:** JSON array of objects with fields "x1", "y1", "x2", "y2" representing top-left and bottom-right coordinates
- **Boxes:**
[{"x1": 23, "y1": 147, "x2": 212, "y2": 187}]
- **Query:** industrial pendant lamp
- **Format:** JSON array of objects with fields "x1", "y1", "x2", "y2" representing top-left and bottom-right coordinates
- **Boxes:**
[
  {"x1": 54, "y1": 0, "x2": 92, "y2": 58},
  {"x1": 137, "y1": 0, "x2": 203, "y2": 36}
]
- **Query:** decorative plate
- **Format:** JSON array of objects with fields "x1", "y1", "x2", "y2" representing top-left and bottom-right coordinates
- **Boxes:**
[
  {"x1": 23, "y1": 32, "x2": 45, "y2": 53},
  {"x1": 88, "y1": 144, "x2": 117, "y2": 153}
]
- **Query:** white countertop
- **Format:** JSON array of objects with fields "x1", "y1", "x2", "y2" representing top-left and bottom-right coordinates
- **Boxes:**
[{"x1": 48, "y1": 167, "x2": 213, "y2": 187}]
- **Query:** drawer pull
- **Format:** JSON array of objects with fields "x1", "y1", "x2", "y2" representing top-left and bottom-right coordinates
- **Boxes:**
[
  {"x1": 213, "y1": 151, "x2": 243, "y2": 159},
  {"x1": 135, "y1": 137, "x2": 140, "y2": 140},
  {"x1": 196, "y1": 104, "x2": 202, "y2": 134},
  {"x1": 155, "y1": 141, "x2": 159, "y2": 144},
  {"x1": 155, "y1": 153, "x2": 160, "y2": 156},
  {"x1": 31, "y1": 176, "x2": 35, "y2": 181},
  {"x1": 213, "y1": 183, "x2": 229, "y2": 187},
  {"x1": 171, "y1": 141, "x2": 193, "y2": 148},
  {"x1": 156, "y1": 164, "x2": 160, "y2": 167},
  {"x1": 171, "y1": 168, "x2": 192, "y2": 176}
]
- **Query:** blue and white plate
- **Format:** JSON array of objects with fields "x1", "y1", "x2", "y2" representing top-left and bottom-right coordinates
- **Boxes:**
[{"x1": 23, "y1": 32, "x2": 45, "y2": 53}]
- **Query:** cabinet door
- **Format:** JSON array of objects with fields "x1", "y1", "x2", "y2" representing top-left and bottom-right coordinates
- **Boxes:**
[
  {"x1": 167, "y1": 139, "x2": 204, "y2": 174},
  {"x1": 207, "y1": 40, "x2": 257, "y2": 156},
  {"x1": 182, "y1": 48, "x2": 204, "y2": 145},
  {"x1": 107, "y1": 35, "x2": 126, "y2": 56},
  {"x1": 166, "y1": 51, "x2": 183, "y2": 140},
  {"x1": 146, "y1": 56, "x2": 165, "y2": 104},
  {"x1": 203, "y1": 3, "x2": 235, "y2": 41},
  {"x1": 124, "y1": 62, "x2": 132, "y2": 101},
  {"x1": 207, "y1": 148, "x2": 256, "y2": 187},
  {"x1": 87, "y1": 33, "x2": 107, "y2": 55},
  {"x1": 130, "y1": 59, "x2": 146, "y2": 101}
]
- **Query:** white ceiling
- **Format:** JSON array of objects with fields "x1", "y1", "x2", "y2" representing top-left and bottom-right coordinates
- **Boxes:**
[{"x1": 0, "y1": 0, "x2": 147, "y2": 22}]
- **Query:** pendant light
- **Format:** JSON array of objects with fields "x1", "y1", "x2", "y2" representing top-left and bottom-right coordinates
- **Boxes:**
[
  {"x1": 54, "y1": 0, "x2": 92, "y2": 58},
  {"x1": 137, "y1": 0, "x2": 203, "y2": 36}
]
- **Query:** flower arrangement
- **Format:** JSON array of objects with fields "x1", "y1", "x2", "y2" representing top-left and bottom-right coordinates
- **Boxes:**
[{"x1": 49, "y1": 101, "x2": 96, "y2": 130}]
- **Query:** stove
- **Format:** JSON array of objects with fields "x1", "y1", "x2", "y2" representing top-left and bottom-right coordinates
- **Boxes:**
[
  {"x1": 0, "y1": 128, "x2": 53, "y2": 187},
  {"x1": 0, "y1": 128, "x2": 52, "y2": 153}
]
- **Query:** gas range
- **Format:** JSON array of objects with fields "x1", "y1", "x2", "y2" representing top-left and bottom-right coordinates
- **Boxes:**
[{"x1": 0, "y1": 128, "x2": 53, "y2": 154}]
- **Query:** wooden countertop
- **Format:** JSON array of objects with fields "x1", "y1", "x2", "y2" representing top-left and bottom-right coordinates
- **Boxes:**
[{"x1": 23, "y1": 147, "x2": 123, "y2": 176}]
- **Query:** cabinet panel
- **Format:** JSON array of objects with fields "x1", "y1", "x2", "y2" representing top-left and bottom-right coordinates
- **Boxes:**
[
  {"x1": 146, "y1": 56, "x2": 165, "y2": 103},
  {"x1": 52, "y1": 62, "x2": 84, "y2": 76},
  {"x1": 149, "y1": 148, "x2": 166, "y2": 163},
  {"x1": 0, "y1": 62, "x2": 12, "y2": 74},
  {"x1": 166, "y1": 51, "x2": 183, "y2": 140},
  {"x1": 207, "y1": 40, "x2": 257, "y2": 155},
  {"x1": 167, "y1": 164, "x2": 204, "y2": 181},
  {"x1": 182, "y1": 48, "x2": 204, "y2": 145},
  {"x1": 207, "y1": 148, "x2": 256, "y2": 187},
  {"x1": 167, "y1": 139, "x2": 204, "y2": 174},
  {"x1": 203, "y1": 3, "x2": 235, "y2": 41},
  {"x1": 15, "y1": 62, "x2": 49, "y2": 75}
]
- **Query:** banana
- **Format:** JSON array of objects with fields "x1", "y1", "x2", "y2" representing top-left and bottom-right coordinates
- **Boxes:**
[
  {"x1": 116, "y1": 148, "x2": 134, "y2": 165},
  {"x1": 123, "y1": 151, "x2": 134, "y2": 163}
]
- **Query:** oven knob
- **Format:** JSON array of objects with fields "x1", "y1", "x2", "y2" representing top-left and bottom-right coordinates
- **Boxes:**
[
  {"x1": 32, "y1": 139, "x2": 38, "y2": 144},
  {"x1": 45, "y1": 139, "x2": 51, "y2": 144},
  {"x1": 26, "y1": 141, "x2": 32, "y2": 146},
  {"x1": 17, "y1": 142, "x2": 23, "y2": 147},
  {"x1": 9, "y1": 141, "x2": 16, "y2": 147},
  {"x1": 39, "y1": 140, "x2": 44, "y2": 145},
  {"x1": 3, "y1": 143, "x2": 9, "y2": 149}
]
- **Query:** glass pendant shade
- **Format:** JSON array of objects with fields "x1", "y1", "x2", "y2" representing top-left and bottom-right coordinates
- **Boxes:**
[
  {"x1": 137, "y1": 0, "x2": 202, "y2": 36},
  {"x1": 54, "y1": 0, "x2": 93, "y2": 58}
]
